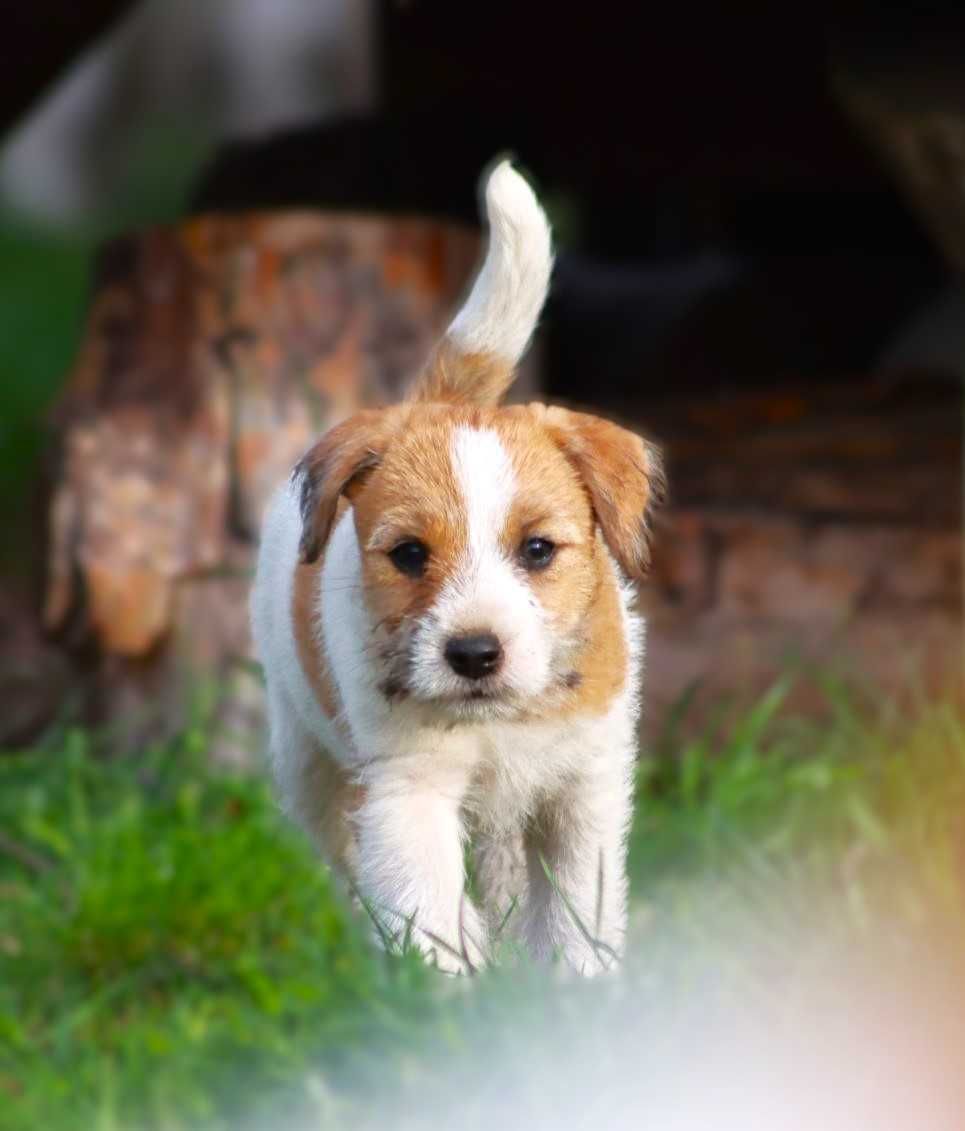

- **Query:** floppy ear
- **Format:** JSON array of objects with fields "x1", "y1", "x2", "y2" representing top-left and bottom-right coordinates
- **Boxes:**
[
  {"x1": 542, "y1": 406, "x2": 665, "y2": 580},
  {"x1": 294, "y1": 409, "x2": 397, "y2": 563}
]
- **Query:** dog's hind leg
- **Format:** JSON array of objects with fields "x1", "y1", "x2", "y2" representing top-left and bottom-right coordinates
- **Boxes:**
[{"x1": 265, "y1": 683, "x2": 361, "y2": 877}]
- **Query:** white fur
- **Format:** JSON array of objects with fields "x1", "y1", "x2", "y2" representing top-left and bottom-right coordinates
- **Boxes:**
[
  {"x1": 446, "y1": 160, "x2": 553, "y2": 364},
  {"x1": 408, "y1": 427, "x2": 553, "y2": 706},
  {"x1": 250, "y1": 160, "x2": 642, "y2": 972},
  {"x1": 251, "y1": 456, "x2": 643, "y2": 975},
  {"x1": 249, "y1": 481, "x2": 344, "y2": 787}
]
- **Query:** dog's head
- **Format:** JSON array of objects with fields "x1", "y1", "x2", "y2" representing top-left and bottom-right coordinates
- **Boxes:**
[
  {"x1": 296, "y1": 402, "x2": 662, "y2": 716},
  {"x1": 293, "y1": 160, "x2": 662, "y2": 718}
]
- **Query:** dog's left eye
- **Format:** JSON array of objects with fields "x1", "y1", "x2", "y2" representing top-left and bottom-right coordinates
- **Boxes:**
[
  {"x1": 388, "y1": 539, "x2": 429, "y2": 577},
  {"x1": 520, "y1": 537, "x2": 556, "y2": 570}
]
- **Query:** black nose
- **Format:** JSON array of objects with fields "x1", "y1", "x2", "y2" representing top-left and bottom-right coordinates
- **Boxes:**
[{"x1": 444, "y1": 632, "x2": 503, "y2": 680}]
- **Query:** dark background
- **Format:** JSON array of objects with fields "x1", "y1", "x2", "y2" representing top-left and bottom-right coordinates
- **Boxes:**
[{"x1": 5, "y1": 2, "x2": 965, "y2": 415}]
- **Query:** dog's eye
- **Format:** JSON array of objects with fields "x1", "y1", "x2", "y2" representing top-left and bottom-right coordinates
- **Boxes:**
[
  {"x1": 388, "y1": 540, "x2": 429, "y2": 577},
  {"x1": 520, "y1": 537, "x2": 556, "y2": 570}
]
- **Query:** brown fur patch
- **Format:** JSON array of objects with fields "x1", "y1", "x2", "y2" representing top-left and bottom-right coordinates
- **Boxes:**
[
  {"x1": 296, "y1": 407, "x2": 404, "y2": 563},
  {"x1": 538, "y1": 405, "x2": 664, "y2": 581},
  {"x1": 289, "y1": 504, "x2": 362, "y2": 864},
  {"x1": 556, "y1": 536, "x2": 630, "y2": 716},
  {"x1": 291, "y1": 497, "x2": 356, "y2": 732},
  {"x1": 317, "y1": 771, "x2": 366, "y2": 867},
  {"x1": 350, "y1": 408, "x2": 468, "y2": 637},
  {"x1": 409, "y1": 339, "x2": 515, "y2": 406},
  {"x1": 293, "y1": 746, "x2": 366, "y2": 872},
  {"x1": 492, "y1": 407, "x2": 633, "y2": 716},
  {"x1": 492, "y1": 408, "x2": 600, "y2": 645},
  {"x1": 292, "y1": 554, "x2": 342, "y2": 721}
]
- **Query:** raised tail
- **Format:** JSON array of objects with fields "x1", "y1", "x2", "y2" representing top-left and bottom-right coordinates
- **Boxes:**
[{"x1": 410, "y1": 159, "x2": 553, "y2": 405}]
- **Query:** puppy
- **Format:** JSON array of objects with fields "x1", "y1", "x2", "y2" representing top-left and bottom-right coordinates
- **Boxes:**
[{"x1": 251, "y1": 161, "x2": 662, "y2": 974}]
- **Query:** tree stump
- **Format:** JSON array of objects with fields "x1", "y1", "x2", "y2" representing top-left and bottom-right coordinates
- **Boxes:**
[
  {"x1": 41, "y1": 211, "x2": 497, "y2": 757},
  {"x1": 639, "y1": 374, "x2": 962, "y2": 730}
]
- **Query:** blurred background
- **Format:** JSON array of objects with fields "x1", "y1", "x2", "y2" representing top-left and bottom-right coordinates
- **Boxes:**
[
  {"x1": 3, "y1": 6, "x2": 965, "y2": 1130},
  {"x1": 0, "y1": 0, "x2": 961, "y2": 748}
]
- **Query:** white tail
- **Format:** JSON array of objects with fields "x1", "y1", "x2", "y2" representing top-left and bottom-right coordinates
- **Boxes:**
[{"x1": 410, "y1": 159, "x2": 553, "y2": 405}]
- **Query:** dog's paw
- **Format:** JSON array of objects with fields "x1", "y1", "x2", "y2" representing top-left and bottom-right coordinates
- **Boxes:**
[
  {"x1": 421, "y1": 925, "x2": 487, "y2": 976},
  {"x1": 561, "y1": 936, "x2": 622, "y2": 977},
  {"x1": 428, "y1": 948, "x2": 481, "y2": 977}
]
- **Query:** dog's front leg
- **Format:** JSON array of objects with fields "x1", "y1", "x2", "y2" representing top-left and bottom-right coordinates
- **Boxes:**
[
  {"x1": 523, "y1": 754, "x2": 633, "y2": 975},
  {"x1": 474, "y1": 827, "x2": 528, "y2": 940},
  {"x1": 354, "y1": 771, "x2": 486, "y2": 973}
]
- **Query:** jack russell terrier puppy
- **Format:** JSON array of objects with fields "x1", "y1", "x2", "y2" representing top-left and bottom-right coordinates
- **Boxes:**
[{"x1": 251, "y1": 161, "x2": 663, "y2": 974}]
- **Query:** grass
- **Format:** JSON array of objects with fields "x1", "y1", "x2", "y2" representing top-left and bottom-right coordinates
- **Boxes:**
[{"x1": 1, "y1": 675, "x2": 965, "y2": 1130}]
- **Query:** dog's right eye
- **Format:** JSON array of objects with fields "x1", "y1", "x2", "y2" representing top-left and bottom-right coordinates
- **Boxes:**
[
  {"x1": 520, "y1": 536, "x2": 556, "y2": 570},
  {"x1": 388, "y1": 540, "x2": 429, "y2": 577}
]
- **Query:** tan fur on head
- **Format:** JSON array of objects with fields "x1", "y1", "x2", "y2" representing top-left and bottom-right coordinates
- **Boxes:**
[
  {"x1": 540, "y1": 405, "x2": 665, "y2": 581},
  {"x1": 295, "y1": 408, "x2": 402, "y2": 563}
]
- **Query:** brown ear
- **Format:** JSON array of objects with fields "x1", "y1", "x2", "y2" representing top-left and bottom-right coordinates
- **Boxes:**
[
  {"x1": 294, "y1": 409, "x2": 397, "y2": 563},
  {"x1": 542, "y1": 406, "x2": 665, "y2": 580}
]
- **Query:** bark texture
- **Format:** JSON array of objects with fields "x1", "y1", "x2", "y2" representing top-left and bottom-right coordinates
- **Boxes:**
[{"x1": 41, "y1": 211, "x2": 483, "y2": 753}]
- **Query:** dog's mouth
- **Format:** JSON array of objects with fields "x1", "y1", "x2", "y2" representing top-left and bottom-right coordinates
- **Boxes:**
[
  {"x1": 436, "y1": 689, "x2": 519, "y2": 723},
  {"x1": 378, "y1": 668, "x2": 510, "y2": 709},
  {"x1": 421, "y1": 677, "x2": 520, "y2": 715},
  {"x1": 435, "y1": 681, "x2": 508, "y2": 706},
  {"x1": 454, "y1": 685, "x2": 506, "y2": 707},
  {"x1": 448, "y1": 670, "x2": 518, "y2": 700}
]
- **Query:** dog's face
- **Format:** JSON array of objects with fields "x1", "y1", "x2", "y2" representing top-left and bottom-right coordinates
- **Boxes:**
[{"x1": 297, "y1": 403, "x2": 661, "y2": 718}]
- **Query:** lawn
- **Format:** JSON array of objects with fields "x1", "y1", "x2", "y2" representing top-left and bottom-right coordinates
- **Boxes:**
[{"x1": 2, "y1": 674, "x2": 965, "y2": 1130}]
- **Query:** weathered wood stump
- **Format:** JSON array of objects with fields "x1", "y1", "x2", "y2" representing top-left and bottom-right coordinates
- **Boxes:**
[
  {"x1": 639, "y1": 375, "x2": 962, "y2": 729},
  {"x1": 41, "y1": 211, "x2": 492, "y2": 756}
]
